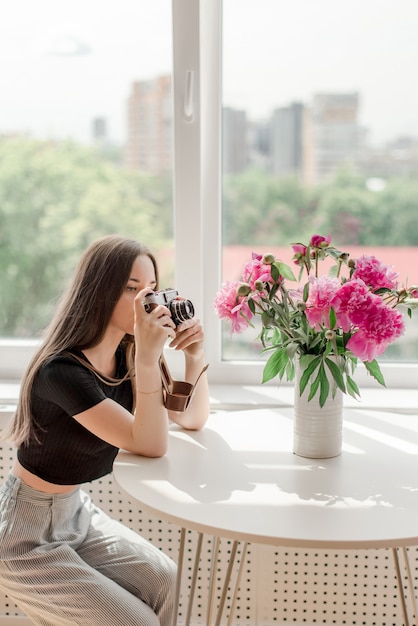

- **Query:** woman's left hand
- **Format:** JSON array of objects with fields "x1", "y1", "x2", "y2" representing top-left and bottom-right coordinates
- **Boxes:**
[{"x1": 168, "y1": 318, "x2": 205, "y2": 357}]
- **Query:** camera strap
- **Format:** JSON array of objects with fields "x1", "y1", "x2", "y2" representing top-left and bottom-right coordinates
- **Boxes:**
[{"x1": 159, "y1": 355, "x2": 209, "y2": 412}]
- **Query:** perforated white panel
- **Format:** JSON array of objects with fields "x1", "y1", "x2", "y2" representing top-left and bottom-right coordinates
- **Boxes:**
[{"x1": 1, "y1": 411, "x2": 417, "y2": 624}]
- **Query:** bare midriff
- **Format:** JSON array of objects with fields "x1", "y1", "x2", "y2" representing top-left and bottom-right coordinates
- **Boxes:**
[{"x1": 11, "y1": 460, "x2": 79, "y2": 494}]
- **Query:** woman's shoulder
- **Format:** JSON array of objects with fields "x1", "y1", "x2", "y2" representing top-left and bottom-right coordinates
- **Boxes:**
[
  {"x1": 38, "y1": 343, "x2": 128, "y2": 387},
  {"x1": 38, "y1": 350, "x2": 94, "y2": 385}
]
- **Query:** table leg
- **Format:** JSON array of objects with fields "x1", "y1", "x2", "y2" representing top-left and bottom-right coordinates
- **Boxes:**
[
  {"x1": 185, "y1": 532, "x2": 204, "y2": 626},
  {"x1": 214, "y1": 540, "x2": 239, "y2": 626},
  {"x1": 206, "y1": 536, "x2": 221, "y2": 625},
  {"x1": 172, "y1": 527, "x2": 187, "y2": 626},
  {"x1": 207, "y1": 537, "x2": 248, "y2": 626},
  {"x1": 226, "y1": 542, "x2": 248, "y2": 626},
  {"x1": 402, "y1": 547, "x2": 418, "y2": 623},
  {"x1": 175, "y1": 532, "x2": 248, "y2": 626},
  {"x1": 392, "y1": 547, "x2": 418, "y2": 626}
]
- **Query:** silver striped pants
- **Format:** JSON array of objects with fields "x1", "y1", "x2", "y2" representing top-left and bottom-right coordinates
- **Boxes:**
[{"x1": 0, "y1": 474, "x2": 177, "y2": 625}]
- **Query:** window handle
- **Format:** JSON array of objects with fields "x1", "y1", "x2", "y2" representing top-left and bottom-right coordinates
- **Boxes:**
[{"x1": 184, "y1": 70, "x2": 194, "y2": 122}]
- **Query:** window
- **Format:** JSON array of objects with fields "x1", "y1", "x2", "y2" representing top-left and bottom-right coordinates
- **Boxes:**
[
  {"x1": 1, "y1": 0, "x2": 418, "y2": 390},
  {"x1": 0, "y1": 0, "x2": 174, "y2": 338},
  {"x1": 205, "y1": 0, "x2": 418, "y2": 386}
]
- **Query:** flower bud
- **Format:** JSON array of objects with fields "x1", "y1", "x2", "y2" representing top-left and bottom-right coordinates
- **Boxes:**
[
  {"x1": 296, "y1": 301, "x2": 306, "y2": 312},
  {"x1": 237, "y1": 283, "x2": 252, "y2": 297},
  {"x1": 254, "y1": 280, "x2": 265, "y2": 291},
  {"x1": 310, "y1": 234, "x2": 331, "y2": 248},
  {"x1": 262, "y1": 253, "x2": 275, "y2": 265},
  {"x1": 348, "y1": 258, "x2": 356, "y2": 268},
  {"x1": 325, "y1": 330, "x2": 335, "y2": 340}
]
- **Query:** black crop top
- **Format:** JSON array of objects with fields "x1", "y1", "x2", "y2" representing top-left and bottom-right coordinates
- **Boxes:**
[{"x1": 17, "y1": 345, "x2": 133, "y2": 485}]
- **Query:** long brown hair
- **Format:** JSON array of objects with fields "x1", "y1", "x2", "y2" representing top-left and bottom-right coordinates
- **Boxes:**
[{"x1": 4, "y1": 234, "x2": 159, "y2": 446}]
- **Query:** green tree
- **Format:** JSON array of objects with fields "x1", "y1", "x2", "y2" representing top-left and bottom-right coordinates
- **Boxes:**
[
  {"x1": 0, "y1": 137, "x2": 173, "y2": 337},
  {"x1": 223, "y1": 169, "x2": 315, "y2": 245},
  {"x1": 222, "y1": 165, "x2": 418, "y2": 248},
  {"x1": 378, "y1": 178, "x2": 418, "y2": 245}
]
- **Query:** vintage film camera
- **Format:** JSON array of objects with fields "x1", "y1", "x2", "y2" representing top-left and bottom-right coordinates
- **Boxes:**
[{"x1": 143, "y1": 288, "x2": 195, "y2": 326}]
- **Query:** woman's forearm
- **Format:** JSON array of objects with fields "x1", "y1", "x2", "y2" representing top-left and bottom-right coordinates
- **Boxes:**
[
  {"x1": 132, "y1": 361, "x2": 169, "y2": 457},
  {"x1": 169, "y1": 352, "x2": 210, "y2": 430}
]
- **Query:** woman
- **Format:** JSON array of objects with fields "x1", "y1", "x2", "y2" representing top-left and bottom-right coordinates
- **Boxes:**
[{"x1": 0, "y1": 234, "x2": 210, "y2": 625}]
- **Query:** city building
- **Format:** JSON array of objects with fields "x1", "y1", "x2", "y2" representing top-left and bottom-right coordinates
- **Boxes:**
[
  {"x1": 125, "y1": 75, "x2": 172, "y2": 173},
  {"x1": 222, "y1": 107, "x2": 248, "y2": 174},
  {"x1": 359, "y1": 135, "x2": 418, "y2": 178},
  {"x1": 92, "y1": 117, "x2": 107, "y2": 144},
  {"x1": 270, "y1": 101, "x2": 304, "y2": 178},
  {"x1": 304, "y1": 92, "x2": 365, "y2": 184}
]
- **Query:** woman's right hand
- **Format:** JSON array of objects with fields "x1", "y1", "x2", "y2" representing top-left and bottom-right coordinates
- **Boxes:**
[{"x1": 133, "y1": 288, "x2": 176, "y2": 365}]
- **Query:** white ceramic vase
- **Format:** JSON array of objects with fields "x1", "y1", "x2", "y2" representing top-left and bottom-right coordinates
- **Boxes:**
[{"x1": 293, "y1": 361, "x2": 343, "y2": 459}]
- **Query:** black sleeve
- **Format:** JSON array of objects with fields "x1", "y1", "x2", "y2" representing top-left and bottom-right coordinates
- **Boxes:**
[{"x1": 35, "y1": 357, "x2": 107, "y2": 416}]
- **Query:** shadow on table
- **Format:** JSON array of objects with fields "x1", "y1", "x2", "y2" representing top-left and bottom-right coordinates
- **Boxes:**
[
  {"x1": 163, "y1": 426, "x2": 256, "y2": 503},
  {"x1": 164, "y1": 416, "x2": 418, "y2": 513}
]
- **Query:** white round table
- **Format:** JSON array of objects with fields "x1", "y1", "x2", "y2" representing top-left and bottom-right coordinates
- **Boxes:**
[{"x1": 114, "y1": 407, "x2": 418, "y2": 625}]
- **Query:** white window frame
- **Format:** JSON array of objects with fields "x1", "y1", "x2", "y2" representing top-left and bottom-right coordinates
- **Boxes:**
[
  {"x1": 0, "y1": 0, "x2": 417, "y2": 391},
  {"x1": 172, "y1": 0, "x2": 418, "y2": 390}
]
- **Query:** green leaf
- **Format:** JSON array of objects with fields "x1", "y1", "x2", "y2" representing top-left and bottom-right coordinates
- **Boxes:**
[
  {"x1": 270, "y1": 263, "x2": 280, "y2": 282},
  {"x1": 346, "y1": 375, "x2": 361, "y2": 399},
  {"x1": 261, "y1": 311, "x2": 275, "y2": 327},
  {"x1": 262, "y1": 348, "x2": 289, "y2": 383},
  {"x1": 325, "y1": 357, "x2": 346, "y2": 393},
  {"x1": 269, "y1": 284, "x2": 279, "y2": 300},
  {"x1": 318, "y1": 364, "x2": 330, "y2": 407},
  {"x1": 364, "y1": 359, "x2": 386, "y2": 387},
  {"x1": 275, "y1": 261, "x2": 297, "y2": 281},
  {"x1": 248, "y1": 298, "x2": 256, "y2": 314},
  {"x1": 324, "y1": 341, "x2": 332, "y2": 357},
  {"x1": 328, "y1": 307, "x2": 337, "y2": 329},
  {"x1": 285, "y1": 360, "x2": 295, "y2": 382},
  {"x1": 285, "y1": 342, "x2": 300, "y2": 360},
  {"x1": 299, "y1": 356, "x2": 321, "y2": 394},
  {"x1": 307, "y1": 371, "x2": 321, "y2": 401}
]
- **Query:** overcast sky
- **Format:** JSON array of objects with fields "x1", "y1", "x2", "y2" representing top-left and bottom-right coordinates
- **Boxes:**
[{"x1": 1, "y1": 0, "x2": 417, "y2": 145}]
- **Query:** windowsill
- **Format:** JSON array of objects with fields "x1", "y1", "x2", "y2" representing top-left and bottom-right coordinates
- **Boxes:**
[
  {"x1": 209, "y1": 384, "x2": 418, "y2": 414},
  {"x1": 2, "y1": 382, "x2": 416, "y2": 419}
]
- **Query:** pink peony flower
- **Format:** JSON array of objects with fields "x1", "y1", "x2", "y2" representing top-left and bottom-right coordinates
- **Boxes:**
[
  {"x1": 352, "y1": 255, "x2": 399, "y2": 291},
  {"x1": 310, "y1": 234, "x2": 331, "y2": 248},
  {"x1": 332, "y1": 279, "x2": 405, "y2": 360},
  {"x1": 213, "y1": 280, "x2": 253, "y2": 334},
  {"x1": 288, "y1": 287, "x2": 304, "y2": 303},
  {"x1": 242, "y1": 253, "x2": 274, "y2": 290},
  {"x1": 331, "y1": 279, "x2": 371, "y2": 332},
  {"x1": 346, "y1": 296, "x2": 404, "y2": 361},
  {"x1": 305, "y1": 276, "x2": 341, "y2": 330},
  {"x1": 291, "y1": 244, "x2": 307, "y2": 266}
]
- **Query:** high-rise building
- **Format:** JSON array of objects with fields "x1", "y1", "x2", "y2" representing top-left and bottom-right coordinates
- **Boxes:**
[
  {"x1": 223, "y1": 107, "x2": 248, "y2": 174},
  {"x1": 304, "y1": 92, "x2": 365, "y2": 184},
  {"x1": 359, "y1": 135, "x2": 418, "y2": 179},
  {"x1": 92, "y1": 117, "x2": 107, "y2": 144},
  {"x1": 270, "y1": 102, "x2": 304, "y2": 178},
  {"x1": 125, "y1": 75, "x2": 172, "y2": 173}
]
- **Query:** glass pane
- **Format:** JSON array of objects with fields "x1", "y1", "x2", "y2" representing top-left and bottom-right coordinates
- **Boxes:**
[
  {"x1": 221, "y1": 0, "x2": 418, "y2": 362},
  {"x1": 0, "y1": 0, "x2": 173, "y2": 338}
]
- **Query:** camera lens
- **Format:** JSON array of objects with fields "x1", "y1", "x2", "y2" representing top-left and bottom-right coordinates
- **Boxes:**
[{"x1": 170, "y1": 299, "x2": 195, "y2": 325}]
